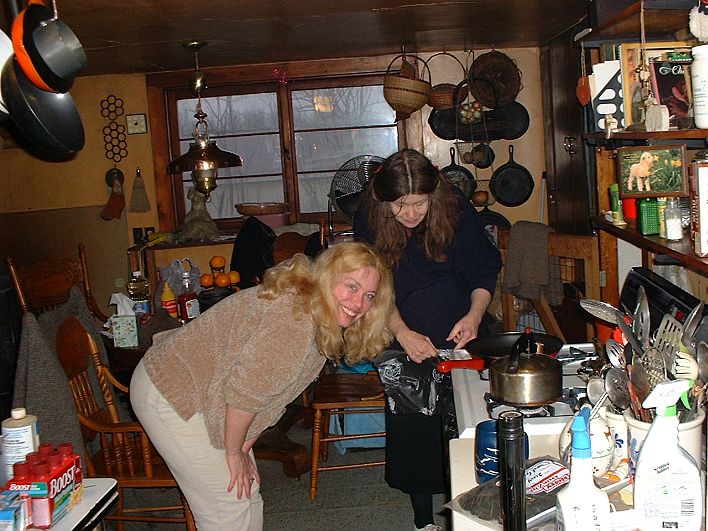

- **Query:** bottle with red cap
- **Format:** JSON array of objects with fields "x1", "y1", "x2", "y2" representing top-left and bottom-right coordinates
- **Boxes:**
[{"x1": 57, "y1": 442, "x2": 83, "y2": 506}]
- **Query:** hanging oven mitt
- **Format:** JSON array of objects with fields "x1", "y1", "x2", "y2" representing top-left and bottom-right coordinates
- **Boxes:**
[{"x1": 100, "y1": 170, "x2": 126, "y2": 220}]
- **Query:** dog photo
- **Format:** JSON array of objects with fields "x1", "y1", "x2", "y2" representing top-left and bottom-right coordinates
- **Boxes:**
[{"x1": 617, "y1": 145, "x2": 687, "y2": 198}]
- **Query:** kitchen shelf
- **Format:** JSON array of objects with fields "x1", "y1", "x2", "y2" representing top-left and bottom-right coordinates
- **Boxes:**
[
  {"x1": 576, "y1": 2, "x2": 691, "y2": 45},
  {"x1": 592, "y1": 216, "x2": 708, "y2": 274},
  {"x1": 585, "y1": 129, "x2": 708, "y2": 141}
]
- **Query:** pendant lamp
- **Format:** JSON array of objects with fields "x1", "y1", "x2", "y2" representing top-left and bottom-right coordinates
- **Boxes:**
[{"x1": 167, "y1": 41, "x2": 242, "y2": 200}]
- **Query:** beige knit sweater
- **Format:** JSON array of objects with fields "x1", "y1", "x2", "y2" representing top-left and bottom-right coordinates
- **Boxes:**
[{"x1": 143, "y1": 287, "x2": 325, "y2": 448}]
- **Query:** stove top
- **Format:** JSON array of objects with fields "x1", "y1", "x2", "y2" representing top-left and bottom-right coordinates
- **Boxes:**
[{"x1": 451, "y1": 343, "x2": 592, "y2": 439}]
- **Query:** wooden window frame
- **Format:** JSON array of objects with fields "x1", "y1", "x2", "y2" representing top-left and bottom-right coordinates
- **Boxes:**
[{"x1": 146, "y1": 57, "x2": 409, "y2": 234}]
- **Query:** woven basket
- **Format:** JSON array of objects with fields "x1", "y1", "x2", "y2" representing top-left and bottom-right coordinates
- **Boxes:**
[
  {"x1": 383, "y1": 54, "x2": 431, "y2": 115},
  {"x1": 425, "y1": 52, "x2": 468, "y2": 109}
]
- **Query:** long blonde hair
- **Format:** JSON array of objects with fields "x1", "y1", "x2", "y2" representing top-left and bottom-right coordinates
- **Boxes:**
[{"x1": 259, "y1": 242, "x2": 393, "y2": 365}]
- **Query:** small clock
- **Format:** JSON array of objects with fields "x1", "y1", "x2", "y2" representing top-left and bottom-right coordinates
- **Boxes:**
[{"x1": 126, "y1": 114, "x2": 148, "y2": 135}]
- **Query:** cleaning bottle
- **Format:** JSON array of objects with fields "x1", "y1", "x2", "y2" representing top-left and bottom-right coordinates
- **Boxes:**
[
  {"x1": 555, "y1": 408, "x2": 611, "y2": 530},
  {"x1": 633, "y1": 379, "x2": 703, "y2": 531}
]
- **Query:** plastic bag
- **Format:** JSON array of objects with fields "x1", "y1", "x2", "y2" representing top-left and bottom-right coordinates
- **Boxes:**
[
  {"x1": 445, "y1": 456, "x2": 571, "y2": 528},
  {"x1": 158, "y1": 259, "x2": 202, "y2": 297}
]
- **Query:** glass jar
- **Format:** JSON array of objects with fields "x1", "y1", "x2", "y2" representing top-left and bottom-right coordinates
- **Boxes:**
[{"x1": 664, "y1": 197, "x2": 683, "y2": 241}]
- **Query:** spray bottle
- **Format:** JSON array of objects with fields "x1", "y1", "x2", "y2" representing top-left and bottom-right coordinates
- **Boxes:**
[
  {"x1": 633, "y1": 379, "x2": 703, "y2": 530},
  {"x1": 555, "y1": 408, "x2": 611, "y2": 530}
]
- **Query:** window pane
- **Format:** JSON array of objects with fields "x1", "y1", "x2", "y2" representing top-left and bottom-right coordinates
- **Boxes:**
[
  {"x1": 177, "y1": 93, "x2": 278, "y2": 138},
  {"x1": 292, "y1": 86, "x2": 394, "y2": 129},
  {"x1": 183, "y1": 176, "x2": 285, "y2": 220},
  {"x1": 295, "y1": 129, "x2": 397, "y2": 173}
]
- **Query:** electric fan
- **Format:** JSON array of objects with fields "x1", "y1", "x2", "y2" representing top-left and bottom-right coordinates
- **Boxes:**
[{"x1": 327, "y1": 155, "x2": 384, "y2": 237}]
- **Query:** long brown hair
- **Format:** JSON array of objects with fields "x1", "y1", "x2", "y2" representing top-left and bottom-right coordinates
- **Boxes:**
[
  {"x1": 258, "y1": 242, "x2": 394, "y2": 365},
  {"x1": 364, "y1": 148, "x2": 460, "y2": 266}
]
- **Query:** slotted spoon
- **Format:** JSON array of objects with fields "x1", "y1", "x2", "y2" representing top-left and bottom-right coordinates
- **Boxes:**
[{"x1": 605, "y1": 338, "x2": 626, "y2": 369}]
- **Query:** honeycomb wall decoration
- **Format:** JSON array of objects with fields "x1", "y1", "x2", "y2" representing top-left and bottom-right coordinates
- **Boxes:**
[{"x1": 100, "y1": 95, "x2": 127, "y2": 162}]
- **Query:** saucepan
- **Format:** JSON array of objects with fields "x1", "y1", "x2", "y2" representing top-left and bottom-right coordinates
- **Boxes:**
[{"x1": 12, "y1": 0, "x2": 87, "y2": 93}]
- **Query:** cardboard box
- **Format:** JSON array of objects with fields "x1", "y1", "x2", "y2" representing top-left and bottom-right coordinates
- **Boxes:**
[
  {"x1": 0, "y1": 491, "x2": 27, "y2": 531},
  {"x1": 112, "y1": 315, "x2": 139, "y2": 348}
]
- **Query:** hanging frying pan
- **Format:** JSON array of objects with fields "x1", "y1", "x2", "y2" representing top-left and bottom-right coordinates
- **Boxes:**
[
  {"x1": 0, "y1": 30, "x2": 12, "y2": 119},
  {"x1": 1, "y1": 58, "x2": 84, "y2": 155},
  {"x1": 489, "y1": 145, "x2": 534, "y2": 207},
  {"x1": 441, "y1": 146, "x2": 476, "y2": 199},
  {"x1": 12, "y1": 0, "x2": 86, "y2": 93},
  {"x1": 428, "y1": 102, "x2": 529, "y2": 142},
  {"x1": 476, "y1": 205, "x2": 511, "y2": 230},
  {"x1": 500, "y1": 102, "x2": 530, "y2": 140}
]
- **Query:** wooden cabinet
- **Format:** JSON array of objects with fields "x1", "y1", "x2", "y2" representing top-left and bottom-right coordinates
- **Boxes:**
[{"x1": 128, "y1": 240, "x2": 235, "y2": 295}]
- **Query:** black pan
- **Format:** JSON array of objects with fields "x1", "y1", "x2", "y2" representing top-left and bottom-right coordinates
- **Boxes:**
[
  {"x1": 489, "y1": 145, "x2": 534, "y2": 207},
  {"x1": 1, "y1": 58, "x2": 84, "y2": 155},
  {"x1": 441, "y1": 146, "x2": 476, "y2": 199},
  {"x1": 428, "y1": 103, "x2": 529, "y2": 143},
  {"x1": 465, "y1": 332, "x2": 563, "y2": 360},
  {"x1": 476, "y1": 206, "x2": 511, "y2": 230}
]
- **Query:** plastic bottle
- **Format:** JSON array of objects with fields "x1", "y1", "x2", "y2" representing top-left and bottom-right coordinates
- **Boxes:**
[
  {"x1": 664, "y1": 197, "x2": 683, "y2": 241},
  {"x1": 633, "y1": 380, "x2": 703, "y2": 530},
  {"x1": 126, "y1": 270, "x2": 151, "y2": 314},
  {"x1": 178, "y1": 271, "x2": 200, "y2": 323},
  {"x1": 691, "y1": 45, "x2": 708, "y2": 129},
  {"x1": 160, "y1": 282, "x2": 178, "y2": 319},
  {"x1": 1, "y1": 408, "x2": 39, "y2": 481},
  {"x1": 555, "y1": 409, "x2": 611, "y2": 530}
]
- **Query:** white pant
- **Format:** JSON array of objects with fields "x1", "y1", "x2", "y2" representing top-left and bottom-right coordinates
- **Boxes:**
[{"x1": 130, "y1": 360, "x2": 263, "y2": 530}]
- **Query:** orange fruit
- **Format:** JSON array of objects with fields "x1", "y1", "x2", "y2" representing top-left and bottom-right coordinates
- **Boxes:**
[
  {"x1": 200, "y1": 273, "x2": 214, "y2": 288},
  {"x1": 214, "y1": 272, "x2": 231, "y2": 288},
  {"x1": 228, "y1": 271, "x2": 241, "y2": 285},
  {"x1": 209, "y1": 255, "x2": 226, "y2": 269}
]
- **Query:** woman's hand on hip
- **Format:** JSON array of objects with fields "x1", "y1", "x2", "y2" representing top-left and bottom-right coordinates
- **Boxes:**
[
  {"x1": 226, "y1": 450, "x2": 260, "y2": 499},
  {"x1": 398, "y1": 329, "x2": 438, "y2": 363}
]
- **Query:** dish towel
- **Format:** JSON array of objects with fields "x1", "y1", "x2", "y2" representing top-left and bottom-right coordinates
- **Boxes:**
[{"x1": 501, "y1": 221, "x2": 563, "y2": 306}]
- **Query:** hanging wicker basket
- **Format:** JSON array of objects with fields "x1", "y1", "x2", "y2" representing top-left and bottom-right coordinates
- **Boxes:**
[
  {"x1": 383, "y1": 54, "x2": 431, "y2": 118},
  {"x1": 425, "y1": 52, "x2": 469, "y2": 109}
]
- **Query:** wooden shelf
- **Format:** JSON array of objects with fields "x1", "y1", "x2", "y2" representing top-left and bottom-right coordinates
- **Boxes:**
[
  {"x1": 585, "y1": 129, "x2": 708, "y2": 141},
  {"x1": 577, "y1": 2, "x2": 691, "y2": 44},
  {"x1": 593, "y1": 216, "x2": 708, "y2": 273}
]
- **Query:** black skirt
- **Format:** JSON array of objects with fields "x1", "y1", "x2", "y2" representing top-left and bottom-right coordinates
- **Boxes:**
[{"x1": 384, "y1": 411, "x2": 448, "y2": 494}]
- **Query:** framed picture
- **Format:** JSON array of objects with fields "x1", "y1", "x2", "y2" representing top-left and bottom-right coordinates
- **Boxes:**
[
  {"x1": 620, "y1": 41, "x2": 692, "y2": 127},
  {"x1": 617, "y1": 145, "x2": 687, "y2": 198},
  {"x1": 649, "y1": 59, "x2": 692, "y2": 128}
]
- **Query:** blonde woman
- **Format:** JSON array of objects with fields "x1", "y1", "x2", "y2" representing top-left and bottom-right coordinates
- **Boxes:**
[{"x1": 131, "y1": 242, "x2": 393, "y2": 530}]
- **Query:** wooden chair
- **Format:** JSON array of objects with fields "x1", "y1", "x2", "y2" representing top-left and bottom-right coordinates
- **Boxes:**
[
  {"x1": 6, "y1": 243, "x2": 108, "y2": 322},
  {"x1": 55, "y1": 315, "x2": 196, "y2": 531},
  {"x1": 497, "y1": 229, "x2": 601, "y2": 342},
  {"x1": 308, "y1": 371, "x2": 386, "y2": 500}
]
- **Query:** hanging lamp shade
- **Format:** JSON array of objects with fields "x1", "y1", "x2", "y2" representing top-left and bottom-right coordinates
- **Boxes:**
[
  {"x1": 166, "y1": 41, "x2": 242, "y2": 199},
  {"x1": 167, "y1": 139, "x2": 242, "y2": 174}
]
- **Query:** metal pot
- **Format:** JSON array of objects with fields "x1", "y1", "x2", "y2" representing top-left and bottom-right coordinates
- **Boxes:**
[{"x1": 489, "y1": 348, "x2": 562, "y2": 406}]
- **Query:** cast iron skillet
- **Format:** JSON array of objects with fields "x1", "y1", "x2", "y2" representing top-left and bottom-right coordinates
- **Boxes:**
[
  {"x1": 1, "y1": 58, "x2": 85, "y2": 155},
  {"x1": 489, "y1": 145, "x2": 534, "y2": 207},
  {"x1": 428, "y1": 102, "x2": 529, "y2": 142},
  {"x1": 464, "y1": 332, "x2": 563, "y2": 361},
  {"x1": 441, "y1": 146, "x2": 476, "y2": 199}
]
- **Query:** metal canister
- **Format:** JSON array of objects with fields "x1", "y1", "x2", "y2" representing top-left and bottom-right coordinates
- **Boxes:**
[{"x1": 689, "y1": 150, "x2": 708, "y2": 257}]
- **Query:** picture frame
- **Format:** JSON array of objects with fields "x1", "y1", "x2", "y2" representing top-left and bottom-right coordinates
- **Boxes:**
[
  {"x1": 616, "y1": 145, "x2": 687, "y2": 198},
  {"x1": 619, "y1": 41, "x2": 692, "y2": 127}
]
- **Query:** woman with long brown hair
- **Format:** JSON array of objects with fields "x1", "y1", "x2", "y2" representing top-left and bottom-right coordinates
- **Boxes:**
[{"x1": 355, "y1": 148, "x2": 501, "y2": 531}]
